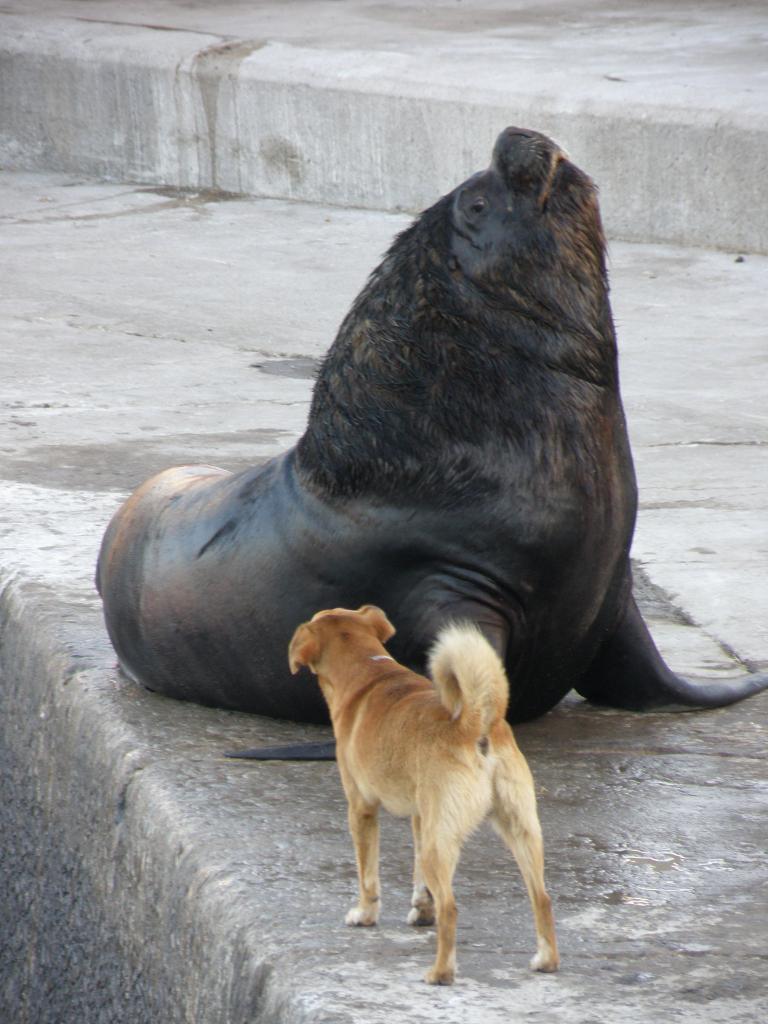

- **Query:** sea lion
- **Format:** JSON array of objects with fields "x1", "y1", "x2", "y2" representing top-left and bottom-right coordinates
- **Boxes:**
[{"x1": 97, "y1": 127, "x2": 768, "y2": 757}]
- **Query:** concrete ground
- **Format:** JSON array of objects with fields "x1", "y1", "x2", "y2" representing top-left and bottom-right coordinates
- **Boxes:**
[{"x1": 1, "y1": 172, "x2": 766, "y2": 1023}]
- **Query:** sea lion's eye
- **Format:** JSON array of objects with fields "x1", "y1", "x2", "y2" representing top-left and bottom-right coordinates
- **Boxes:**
[{"x1": 470, "y1": 197, "x2": 487, "y2": 214}]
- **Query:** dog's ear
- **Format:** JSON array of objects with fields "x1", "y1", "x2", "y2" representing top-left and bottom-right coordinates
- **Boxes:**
[
  {"x1": 357, "y1": 605, "x2": 396, "y2": 643},
  {"x1": 288, "y1": 623, "x2": 319, "y2": 674}
]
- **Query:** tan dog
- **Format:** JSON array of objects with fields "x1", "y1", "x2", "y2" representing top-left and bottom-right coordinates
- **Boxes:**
[{"x1": 289, "y1": 605, "x2": 559, "y2": 984}]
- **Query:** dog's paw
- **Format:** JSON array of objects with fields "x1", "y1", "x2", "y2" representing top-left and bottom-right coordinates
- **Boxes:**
[
  {"x1": 407, "y1": 906, "x2": 435, "y2": 927},
  {"x1": 424, "y1": 966, "x2": 455, "y2": 986},
  {"x1": 530, "y1": 948, "x2": 559, "y2": 973},
  {"x1": 345, "y1": 906, "x2": 379, "y2": 927}
]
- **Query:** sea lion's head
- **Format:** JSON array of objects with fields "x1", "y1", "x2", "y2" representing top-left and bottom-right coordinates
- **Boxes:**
[
  {"x1": 299, "y1": 127, "x2": 616, "y2": 496},
  {"x1": 450, "y1": 127, "x2": 606, "y2": 303}
]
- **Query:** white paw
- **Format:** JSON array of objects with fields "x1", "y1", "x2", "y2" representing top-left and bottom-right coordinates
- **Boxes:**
[
  {"x1": 345, "y1": 906, "x2": 378, "y2": 927},
  {"x1": 530, "y1": 948, "x2": 559, "y2": 973},
  {"x1": 424, "y1": 966, "x2": 455, "y2": 985},
  {"x1": 407, "y1": 906, "x2": 435, "y2": 927}
]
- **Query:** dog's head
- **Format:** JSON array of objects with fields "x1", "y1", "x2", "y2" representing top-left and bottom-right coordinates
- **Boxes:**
[{"x1": 288, "y1": 605, "x2": 396, "y2": 675}]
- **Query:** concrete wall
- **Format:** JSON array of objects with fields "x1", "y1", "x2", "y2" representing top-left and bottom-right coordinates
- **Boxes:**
[{"x1": 2, "y1": 14, "x2": 766, "y2": 253}]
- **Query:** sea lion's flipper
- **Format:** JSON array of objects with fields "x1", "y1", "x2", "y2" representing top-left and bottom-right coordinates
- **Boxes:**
[
  {"x1": 225, "y1": 740, "x2": 337, "y2": 761},
  {"x1": 577, "y1": 596, "x2": 768, "y2": 710}
]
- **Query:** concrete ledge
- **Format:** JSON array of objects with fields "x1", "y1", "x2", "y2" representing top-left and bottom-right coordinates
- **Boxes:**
[
  {"x1": 0, "y1": 575, "x2": 324, "y2": 1023},
  {"x1": 1, "y1": 4, "x2": 767, "y2": 252}
]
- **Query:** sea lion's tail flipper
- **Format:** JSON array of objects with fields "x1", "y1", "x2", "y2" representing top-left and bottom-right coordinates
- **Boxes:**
[
  {"x1": 577, "y1": 597, "x2": 768, "y2": 711},
  {"x1": 224, "y1": 740, "x2": 337, "y2": 761}
]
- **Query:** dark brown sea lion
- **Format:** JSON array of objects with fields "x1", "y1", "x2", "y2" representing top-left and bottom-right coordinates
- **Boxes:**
[{"x1": 96, "y1": 127, "x2": 768, "y2": 759}]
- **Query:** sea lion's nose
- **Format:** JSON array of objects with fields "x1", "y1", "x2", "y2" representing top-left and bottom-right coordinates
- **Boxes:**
[
  {"x1": 496, "y1": 127, "x2": 547, "y2": 159},
  {"x1": 502, "y1": 128, "x2": 568, "y2": 163},
  {"x1": 492, "y1": 127, "x2": 561, "y2": 191}
]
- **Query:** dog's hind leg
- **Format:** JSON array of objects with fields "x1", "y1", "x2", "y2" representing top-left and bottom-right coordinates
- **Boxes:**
[
  {"x1": 418, "y1": 835, "x2": 461, "y2": 984},
  {"x1": 344, "y1": 789, "x2": 382, "y2": 927},
  {"x1": 407, "y1": 815, "x2": 436, "y2": 926},
  {"x1": 489, "y1": 733, "x2": 559, "y2": 973}
]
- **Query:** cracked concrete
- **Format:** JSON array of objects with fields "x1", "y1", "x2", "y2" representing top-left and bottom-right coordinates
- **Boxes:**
[{"x1": 1, "y1": 169, "x2": 766, "y2": 1022}]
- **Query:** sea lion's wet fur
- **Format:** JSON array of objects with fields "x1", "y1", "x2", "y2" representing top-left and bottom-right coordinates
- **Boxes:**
[
  {"x1": 97, "y1": 127, "x2": 768, "y2": 726},
  {"x1": 300, "y1": 143, "x2": 616, "y2": 505}
]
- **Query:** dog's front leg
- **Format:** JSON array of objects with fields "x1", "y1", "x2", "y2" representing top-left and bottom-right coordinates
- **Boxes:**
[
  {"x1": 407, "y1": 815, "x2": 435, "y2": 926},
  {"x1": 344, "y1": 792, "x2": 382, "y2": 926}
]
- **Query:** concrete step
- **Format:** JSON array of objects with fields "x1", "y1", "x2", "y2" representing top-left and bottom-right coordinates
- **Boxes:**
[
  {"x1": 1, "y1": 172, "x2": 767, "y2": 1022},
  {"x1": 1, "y1": 0, "x2": 767, "y2": 252}
]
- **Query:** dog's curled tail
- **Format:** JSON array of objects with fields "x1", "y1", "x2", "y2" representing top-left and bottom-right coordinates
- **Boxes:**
[{"x1": 428, "y1": 623, "x2": 509, "y2": 736}]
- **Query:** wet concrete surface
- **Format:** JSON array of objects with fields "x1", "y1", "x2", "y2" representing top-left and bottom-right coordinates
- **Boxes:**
[{"x1": 1, "y1": 172, "x2": 767, "y2": 1022}]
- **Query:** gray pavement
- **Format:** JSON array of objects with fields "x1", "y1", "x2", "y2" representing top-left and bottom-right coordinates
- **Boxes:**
[
  {"x1": 1, "y1": 171, "x2": 767, "y2": 1022},
  {"x1": 2, "y1": 1, "x2": 768, "y2": 251}
]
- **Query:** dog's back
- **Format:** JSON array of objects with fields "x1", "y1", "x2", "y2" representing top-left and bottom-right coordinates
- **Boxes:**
[{"x1": 340, "y1": 624, "x2": 510, "y2": 820}]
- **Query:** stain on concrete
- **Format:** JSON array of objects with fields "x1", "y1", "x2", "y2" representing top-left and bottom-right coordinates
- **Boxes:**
[
  {"x1": 192, "y1": 40, "x2": 266, "y2": 189},
  {"x1": 679, "y1": 974, "x2": 768, "y2": 1003},
  {"x1": 363, "y1": 3, "x2": 542, "y2": 34},
  {"x1": 631, "y1": 565, "x2": 692, "y2": 626},
  {"x1": 0, "y1": 188, "x2": 245, "y2": 226},
  {"x1": 640, "y1": 499, "x2": 731, "y2": 510},
  {"x1": 137, "y1": 185, "x2": 245, "y2": 204},
  {"x1": 250, "y1": 357, "x2": 320, "y2": 380},
  {"x1": 649, "y1": 440, "x2": 768, "y2": 448},
  {"x1": 0, "y1": 433, "x2": 285, "y2": 493},
  {"x1": 71, "y1": 16, "x2": 231, "y2": 38},
  {"x1": 258, "y1": 135, "x2": 307, "y2": 191}
]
